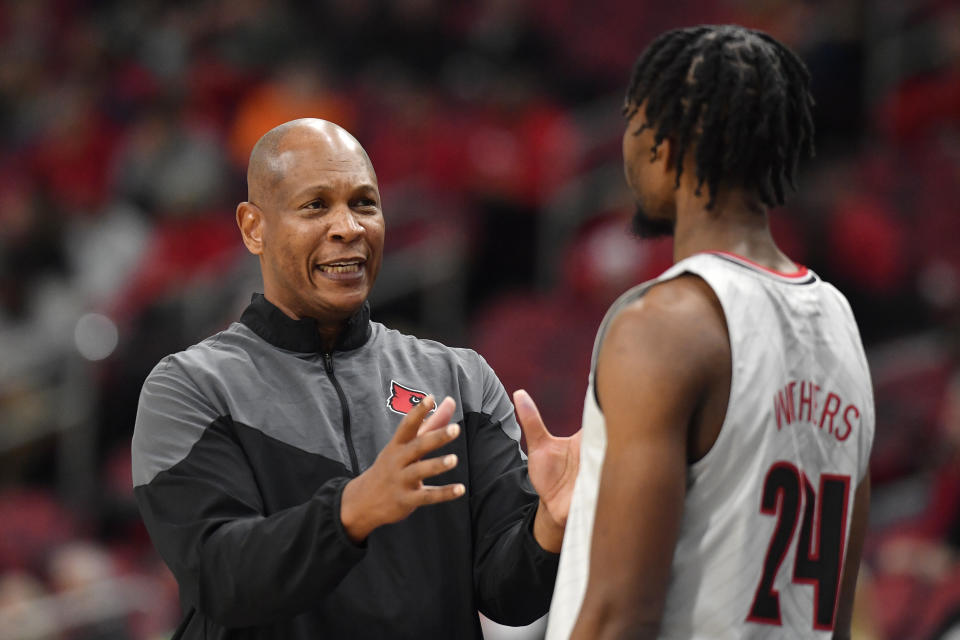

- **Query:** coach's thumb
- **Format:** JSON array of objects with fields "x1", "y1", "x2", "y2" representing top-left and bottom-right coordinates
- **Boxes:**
[{"x1": 514, "y1": 389, "x2": 548, "y2": 448}]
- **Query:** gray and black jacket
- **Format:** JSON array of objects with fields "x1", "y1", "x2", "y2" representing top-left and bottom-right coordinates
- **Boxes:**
[{"x1": 132, "y1": 294, "x2": 559, "y2": 639}]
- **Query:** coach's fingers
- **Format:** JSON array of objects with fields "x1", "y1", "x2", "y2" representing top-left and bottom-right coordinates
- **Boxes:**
[
  {"x1": 514, "y1": 389, "x2": 550, "y2": 450},
  {"x1": 404, "y1": 454, "x2": 458, "y2": 484},
  {"x1": 393, "y1": 395, "x2": 436, "y2": 443},
  {"x1": 414, "y1": 482, "x2": 466, "y2": 506},
  {"x1": 416, "y1": 396, "x2": 456, "y2": 436},
  {"x1": 407, "y1": 423, "x2": 460, "y2": 462}
]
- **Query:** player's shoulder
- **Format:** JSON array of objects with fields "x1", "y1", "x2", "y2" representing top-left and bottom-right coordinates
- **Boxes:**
[
  {"x1": 602, "y1": 274, "x2": 729, "y2": 368},
  {"x1": 616, "y1": 274, "x2": 723, "y2": 332}
]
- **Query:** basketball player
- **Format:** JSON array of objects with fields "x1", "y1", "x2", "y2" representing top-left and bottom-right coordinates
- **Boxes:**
[{"x1": 540, "y1": 25, "x2": 874, "y2": 639}]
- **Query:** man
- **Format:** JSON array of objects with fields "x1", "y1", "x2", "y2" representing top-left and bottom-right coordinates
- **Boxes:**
[
  {"x1": 540, "y1": 25, "x2": 874, "y2": 639},
  {"x1": 131, "y1": 118, "x2": 579, "y2": 638}
]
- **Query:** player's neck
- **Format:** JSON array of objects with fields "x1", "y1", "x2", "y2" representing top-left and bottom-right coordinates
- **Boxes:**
[{"x1": 672, "y1": 188, "x2": 797, "y2": 272}]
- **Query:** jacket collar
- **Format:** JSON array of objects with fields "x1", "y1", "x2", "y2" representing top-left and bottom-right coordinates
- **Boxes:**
[{"x1": 240, "y1": 293, "x2": 372, "y2": 353}]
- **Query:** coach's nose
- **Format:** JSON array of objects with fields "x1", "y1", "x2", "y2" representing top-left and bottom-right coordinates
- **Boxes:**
[{"x1": 328, "y1": 206, "x2": 364, "y2": 243}]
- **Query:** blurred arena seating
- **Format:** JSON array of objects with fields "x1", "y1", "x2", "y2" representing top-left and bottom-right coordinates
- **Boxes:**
[{"x1": 0, "y1": 0, "x2": 958, "y2": 637}]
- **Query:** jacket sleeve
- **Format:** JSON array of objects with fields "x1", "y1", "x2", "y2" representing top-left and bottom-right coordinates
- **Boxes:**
[
  {"x1": 131, "y1": 359, "x2": 366, "y2": 628},
  {"x1": 466, "y1": 354, "x2": 560, "y2": 626}
]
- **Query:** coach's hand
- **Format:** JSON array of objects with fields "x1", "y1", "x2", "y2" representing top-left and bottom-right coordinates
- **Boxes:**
[
  {"x1": 340, "y1": 396, "x2": 464, "y2": 543},
  {"x1": 514, "y1": 389, "x2": 581, "y2": 553}
]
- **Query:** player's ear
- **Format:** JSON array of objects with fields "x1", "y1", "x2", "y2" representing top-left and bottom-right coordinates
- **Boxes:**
[
  {"x1": 237, "y1": 201, "x2": 264, "y2": 255},
  {"x1": 661, "y1": 136, "x2": 678, "y2": 174}
]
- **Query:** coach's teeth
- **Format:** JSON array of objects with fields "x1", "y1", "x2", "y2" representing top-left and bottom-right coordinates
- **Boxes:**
[{"x1": 317, "y1": 262, "x2": 361, "y2": 273}]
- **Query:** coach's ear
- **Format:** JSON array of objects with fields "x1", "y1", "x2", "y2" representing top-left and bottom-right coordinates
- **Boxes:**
[{"x1": 237, "y1": 201, "x2": 264, "y2": 256}]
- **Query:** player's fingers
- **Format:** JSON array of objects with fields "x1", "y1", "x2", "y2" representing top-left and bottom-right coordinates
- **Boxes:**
[
  {"x1": 413, "y1": 482, "x2": 466, "y2": 506},
  {"x1": 416, "y1": 396, "x2": 456, "y2": 436},
  {"x1": 513, "y1": 389, "x2": 550, "y2": 449},
  {"x1": 404, "y1": 453, "x2": 458, "y2": 484},
  {"x1": 393, "y1": 395, "x2": 436, "y2": 443},
  {"x1": 407, "y1": 423, "x2": 460, "y2": 461}
]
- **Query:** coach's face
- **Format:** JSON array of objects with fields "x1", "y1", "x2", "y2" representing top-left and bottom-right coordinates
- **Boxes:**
[{"x1": 238, "y1": 122, "x2": 384, "y2": 324}]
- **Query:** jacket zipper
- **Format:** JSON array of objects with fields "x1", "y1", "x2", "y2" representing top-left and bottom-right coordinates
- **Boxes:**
[{"x1": 323, "y1": 352, "x2": 360, "y2": 475}]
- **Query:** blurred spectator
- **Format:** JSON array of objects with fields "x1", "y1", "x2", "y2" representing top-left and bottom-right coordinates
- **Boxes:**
[
  {"x1": 914, "y1": 134, "x2": 960, "y2": 320},
  {"x1": 228, "y1": 55, "x2": 356, "y2": 167},
  {"x1": 870, "y1": 368, "x2": 960, "y2": 638},
  {"x1": 875, "y1": 7, "x2": 960, "y2": 144},
  {"x1": 0, "y1": 176, "x2": 66, "y2": 322},
  {"x1": 358, "y1": 65, "x2": 461, "y2": 193},
  {"x1": 208, "y1": 0, "x2": 303, "y2": 72},
  {"x1": 458, "y1": 66, "x2": 581, "y2": 304},
  {"x1": 473, "y1": 211, "x2": 672, "y2": 441},
  {"x1": 28, "y1": 81, "x2": 120, "y2": 217},
  {"x1": 444, "y1": 0, "x2": 565, "y2": 99},
  {"x1": 46, "y1": 543, "x2": 129, "y2": 640},
  {"x1": 112, "y1": 104, "x2": 229, "y2": 220},
  {"x1": 376, "y1": 0, "x2": 457, "y2": 81},
  {"x1": 826, "y1": 192, "x2": 908, "y2": 297},
  {"x1": 0, "y1": 572, "x2": 57, "y2": 640},
  {"x1": 0, "y1": 489, "x2": 77, "y2": 575}
]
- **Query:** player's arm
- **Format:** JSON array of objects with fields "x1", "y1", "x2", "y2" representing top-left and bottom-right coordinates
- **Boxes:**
[
  {"x1": 570, "y1": 276, "x2": 729, "y2": 640},
  {"x1": 832, "y1": 472, "x2": 870, "y2": 640}
]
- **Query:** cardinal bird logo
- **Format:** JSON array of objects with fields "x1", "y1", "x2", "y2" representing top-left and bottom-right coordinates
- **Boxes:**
[{"x1": 387, "y1": 380, "x2": 431, "y2": 415}]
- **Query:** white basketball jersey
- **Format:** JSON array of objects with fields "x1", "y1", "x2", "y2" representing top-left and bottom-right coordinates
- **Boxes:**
[{"x1": 546, "y1": 251, "x2": 874, "y2": 640}]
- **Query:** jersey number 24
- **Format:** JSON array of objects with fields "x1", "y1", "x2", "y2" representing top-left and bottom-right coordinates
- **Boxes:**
[{"x1": 747, "y1": 461, "x2": 851, "y2": 631}]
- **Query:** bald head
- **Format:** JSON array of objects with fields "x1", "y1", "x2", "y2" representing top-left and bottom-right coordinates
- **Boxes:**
[
  {"x1": 235, "y1": 117, "x2": 385, "y2": 329},
  {"x1": 246, "y1": 118, "x2": 376, "y2": 208}
]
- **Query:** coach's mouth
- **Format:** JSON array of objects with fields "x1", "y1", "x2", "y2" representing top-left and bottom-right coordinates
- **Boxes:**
[{"x1": 314, "y1": 258, "x2": 367, "y2": 281}]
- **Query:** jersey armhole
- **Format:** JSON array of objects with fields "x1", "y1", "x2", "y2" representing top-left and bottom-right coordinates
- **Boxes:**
[
  {"x1": 591, "y1": 270, "x2": 733, "y2": 469},
  {"x1": 680, "y1": 270, "x2": 736, "y2": 471},
  {"x1": 590, "y1": 283, "x2": 656, "y2": 412}
]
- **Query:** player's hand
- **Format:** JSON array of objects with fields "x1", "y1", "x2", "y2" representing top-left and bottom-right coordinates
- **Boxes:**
[
  {"x1": 514, "y1": 389, "x2": 581, "y2": 550},
  {"x1": 340, "y1": 396, "x2": 464, "y2": 543}
]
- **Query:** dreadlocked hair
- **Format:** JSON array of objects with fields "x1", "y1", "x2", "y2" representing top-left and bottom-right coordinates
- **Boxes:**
[{"x1": 624, "y1": 25, "x2": 815, "y2": 209}]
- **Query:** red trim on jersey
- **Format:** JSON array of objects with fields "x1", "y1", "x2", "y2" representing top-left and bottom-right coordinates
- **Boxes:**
[{"x1": 707, "y1": 251, "x2": 809, "y2": 279}]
